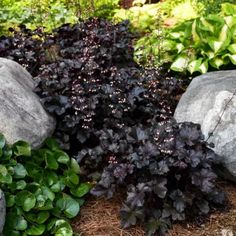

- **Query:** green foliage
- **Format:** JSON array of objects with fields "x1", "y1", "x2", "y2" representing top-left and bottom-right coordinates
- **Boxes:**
[
  {"x1": 134, "y1": 3, "x2": 236, "y2": 73},
  {"x1": 113, "y1": 0, "x2": 204, "y2": 33},
  {"x1": 0, "y1": 134, "x2": 91, "y2": 235},
  {"x1": 0, "y1": 0, "x2": 119, "y2": 34}
]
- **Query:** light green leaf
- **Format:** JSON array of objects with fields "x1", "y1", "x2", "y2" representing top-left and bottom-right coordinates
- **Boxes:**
[
  {"x1": 187, "y1": 58, "x2": 203, "y2": 74},
  {"x1": 55, "y1": 151, "x2": 70, "y2": 164},
  {"x1": 70, "y1": 158, "x2": 80, "y2": 174},
  {"x1": 54, "y1": 220, "x2": 73, "y2": 236},
  {"x1": 208, "y1": 40, "x2": 224, "y2": 53},
  {"x1": 41, "y1": 186, "x2": 55, "y2": 201},
  {"x1": 170, "y1": 55, "x2": 189, "y2": 72},
  {"x1": 198, "y1": 60, "x2": 209, "y2": 74},
  {"x1": 16, "y1": 190, "x2": 36, "y2": 212},
  {"x1": 14, "y1": 163, "x2": 27, "y2": 178},
  {"x1": 14, "y1": 215, "x2": 28, "y2": 231},
  {"x1": 56, "y1": 194, "x2": 80, "y2": 218},
  {"x1": 209, "y1": 57, "x2": 225, "y2": 69},
  {"x1": 228, "y1": 44, "x2": 236, "y2": 54},
  {"x1": 221, "y1": 3, "x2": 236, "y2": 16},
  {"x1": 226, "y1": 54, "x2": 236, "y2": 64},
  {"x1": 15, "y1": 180, "x2": 27, "y2": 190}
]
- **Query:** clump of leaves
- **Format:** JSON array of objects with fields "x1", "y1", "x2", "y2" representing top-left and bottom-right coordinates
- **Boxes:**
[
  {"x1": 134, "y1": 3, "x2": 236, "y2": 73},
  {"x1": 34, "y1": 18, "x2": 226, "y2": 234},
  {"x1": 34, "y1": 18, "x2": 137, "y2": 151},
  {"x1": 0, "y1": 134, "x2": 91, "y2": 236},
  {"x1": 91, "y1": 120, "x2": 226, "y2": 235},
  {"x1": 0, "y1": 25, "x2": 45, "y2": 76}
]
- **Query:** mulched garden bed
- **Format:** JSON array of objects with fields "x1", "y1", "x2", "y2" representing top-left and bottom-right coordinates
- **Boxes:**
[{"x1": 73, "y1": 180, "x2": 236, "y2": 236}]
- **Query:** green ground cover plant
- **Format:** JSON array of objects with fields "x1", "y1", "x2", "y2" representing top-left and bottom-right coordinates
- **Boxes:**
[
  {"x1": 0, "y1": 134, "x2": 91, "y2": 236},
  {"x1": 0, "y1": 0, "x2": 119, "y2": 34}
]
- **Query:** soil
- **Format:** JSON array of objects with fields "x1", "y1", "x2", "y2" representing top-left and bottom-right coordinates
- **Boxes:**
[{"x1": 72, "y1": 180, "x2": 236, "y2": 236}]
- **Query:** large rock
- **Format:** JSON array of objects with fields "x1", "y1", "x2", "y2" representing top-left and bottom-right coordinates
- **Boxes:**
[
  {"x1": 174, "y1": 70, "x2": 236, "y2": 180},
  {"x1": 0, "y1": 58, "x2": 55, "y2": 148},
  {"x1": 0, "y1": 190, "x2": 5, "y2": 235}
]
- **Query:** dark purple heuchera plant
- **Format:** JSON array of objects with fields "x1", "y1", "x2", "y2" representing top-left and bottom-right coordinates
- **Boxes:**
[
  {"x1": 31, "y1": 18, "x2": 226, "y2": 235},
  {"x1": 0, "y1": 25, "x2": 45, "y2": 76}
]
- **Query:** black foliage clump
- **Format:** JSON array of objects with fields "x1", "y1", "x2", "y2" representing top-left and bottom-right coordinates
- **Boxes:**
[
  {"x1": 0, "y1": 25, "x2": 45, "y2": 76},
  {"x1": 26, "y1": 18, "x2": 225, "y2": 235}
]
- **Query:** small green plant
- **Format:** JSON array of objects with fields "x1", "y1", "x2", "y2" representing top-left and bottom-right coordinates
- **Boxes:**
[
  {"x1": 0, "y1": 134, "x2": 91, "y2": 236},
  {"x1": 134, "y1": 3, "x2": 236, "y2": 73}
]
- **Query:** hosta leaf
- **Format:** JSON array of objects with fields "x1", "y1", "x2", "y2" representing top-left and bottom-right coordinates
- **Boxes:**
[
  {"x1": 13, "y1": 141, "x2": 31, "y2": 157},
  {"x1": 208, "y1": 40, "x2": 224, "y2": 53},
  {"x1": 209, "y1": 57, "x2": 225, "y2": 69},
  {"x1": 228, "y1": 44, "x2": 236, "y2": 54},
  {"x1": 198, "y1": 60, "x2": 208, "y2": 74},
  {"x1": 27, "y1": 224, "x2": 45, "y2": 235},
  {"x1": 170, "y1": 55, "x2": 189, "y2": 72},
  {"x1": 221, "y1": 3, "x2": 236, "y2": 16},
  {"x1": 225, "y1": 54, "x2": 236, "y2": 64},
  {"x1": 187, "y1": 58, "x2": 203, "y2": 74}
]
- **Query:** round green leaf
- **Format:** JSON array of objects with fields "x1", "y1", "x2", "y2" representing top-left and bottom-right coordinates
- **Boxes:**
[
  {"x1": 45, "y1": 152, "x2": 59, "y2": 170},
  {"x1": 55, "y1": 151, "x2": 70, "y2": 164},
  {"x1": 54, "y1": 220, "x2": 73, "y2": 236},
  {"x1": 70, "y1": 158, "x2": 80, "y2": 174},
  {"x1": 16, "y1": 190, "x2": 36, "y2": 212},
  {"x1": 13, "y1": 141, "x2": 31, "y2": 157},
  {"x1": 14, "y1": 163, "x2": 27, "y2": 179},
  {"x1": 71, "y1": 183, "x2": 91, "y2": 198},
  {"x1": 44, "y1": 138, "x2": 59, "y2": 151}
]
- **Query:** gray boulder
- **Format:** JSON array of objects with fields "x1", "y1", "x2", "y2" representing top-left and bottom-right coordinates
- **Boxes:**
[
  {"x1": 0, "y1": 58, "x2": 55, "y2": 148},
  {"x1": 0, "y1": 190, "x2": 5, "y2": 235},
  {"x1": 174, "y1": 70, "x2": 236, "y2": 180}
]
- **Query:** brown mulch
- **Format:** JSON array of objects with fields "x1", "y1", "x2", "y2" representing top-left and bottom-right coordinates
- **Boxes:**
[{"x1": 72, "y1": 181, "x2": 236, "y2": 236}]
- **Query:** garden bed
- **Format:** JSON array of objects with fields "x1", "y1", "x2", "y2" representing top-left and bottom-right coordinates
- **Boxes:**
[{"x1": 73, "y1": 180, "x2": 236, "y2": 236}]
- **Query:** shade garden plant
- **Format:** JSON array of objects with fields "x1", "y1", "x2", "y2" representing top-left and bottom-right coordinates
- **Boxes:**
[
  {"x1": 0, "y1": 2, "x2": 233, "y2": 235},
  {"x1": 13, "y1": 18, "x2": 226, "y2": 235},
  {"x1": 0, "y1": 134, "x2": 91, "y2": 236}
]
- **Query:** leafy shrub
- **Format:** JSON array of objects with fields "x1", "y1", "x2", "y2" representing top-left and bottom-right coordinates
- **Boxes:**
[
  {"x1": 34, "y1": 18, "x2": 226, "y2": 235},
  {"x1": 0, "y1": 25, "x2": 46, "y2": 76},
  {"x1": 91, "y1": 120, "x2": 226, "y2": 235},
  {"x1": 134, "y1": 3, "x2": 236, "y2": 73},
  {"x1": 34, "y1": 18, "x2": 136, "y2": 151},
  {"x1": 0, "y1": 134, "x2": 91, "y2": 236},
  {"x1": 0, "y1": 0, "x2": 120, "y2": 34}
]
